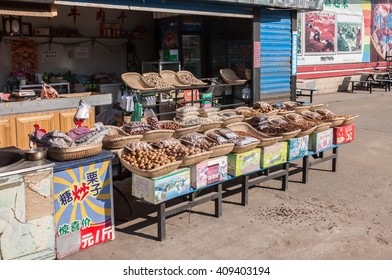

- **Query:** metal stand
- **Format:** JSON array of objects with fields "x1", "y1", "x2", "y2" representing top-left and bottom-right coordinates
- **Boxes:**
[{"x1": 156, "y1": 183, "x2": 223, "y2": 241}]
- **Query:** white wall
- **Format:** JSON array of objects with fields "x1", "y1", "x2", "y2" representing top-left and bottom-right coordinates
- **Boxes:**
[{"x1": 0, "y1": 5, "x2": 155, "y2": 86}]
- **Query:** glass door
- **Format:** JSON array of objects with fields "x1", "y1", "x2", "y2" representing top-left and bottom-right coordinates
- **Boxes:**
[{"x1": 182, "y1": 34, "x2": 202, "y2": 77}]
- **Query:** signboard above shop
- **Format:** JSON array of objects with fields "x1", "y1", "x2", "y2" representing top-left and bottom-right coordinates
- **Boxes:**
[{"x1": 207, "y1": 0, "x2": 325, "y2": 11}]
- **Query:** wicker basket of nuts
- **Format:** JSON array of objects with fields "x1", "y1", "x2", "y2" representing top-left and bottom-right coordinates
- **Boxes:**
[
  {"x1": 102, "y1": 125, "x2": 143, "y2": 149},
  {"x1": 118, "y1": 143, "x2": 182, "y2": 178},
  {"x1": 159, "y1": 120, "x2": 201, "y2": 138}
]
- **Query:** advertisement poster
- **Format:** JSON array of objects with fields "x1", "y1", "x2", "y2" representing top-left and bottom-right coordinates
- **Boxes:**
[
  {"x1": 370, "y1": 1, "x2": 392, "y2": 61},
  {"x1": 304, "y1": 12, "x2": 336, "y2": 54},
  {"x1": 337, "y1": 15, "x2": 362, "y2": 52},
  {"x1": 298, "y1": 0, "x2": 369, "y2": 66},
  {"x1": 54, "y1": 160, "x2": 114, "y2": 258}
]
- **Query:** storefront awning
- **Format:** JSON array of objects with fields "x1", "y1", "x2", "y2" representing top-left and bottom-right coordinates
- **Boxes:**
[
  {"x1": 0, "y1": 2, "x2": 58, "y2": 17},
  {"x1": 55, "y1": 0, "x2": 254, "y2": 18}
]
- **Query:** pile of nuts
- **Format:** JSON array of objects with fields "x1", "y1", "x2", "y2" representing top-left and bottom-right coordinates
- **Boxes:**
[
  {"x1": 142, "y1": 73, "x2": 173, "y2": 89},
  {"x1": 121, "y1": 148, "x2": 176, "y2": 170},
  {"x1": 103, "y1": 127, "x2": 130, "y2": 141},
  {"x1": 178, "y1": 72, "x2": 206, "y2": 85},
  {"x1": 253, "y1": 102, "x2": 275, "y2": 113}
]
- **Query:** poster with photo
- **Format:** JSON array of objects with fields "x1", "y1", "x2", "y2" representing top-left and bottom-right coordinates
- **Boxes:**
[
  {"x1": 337, "y1": 15, "x2": 362, "y2": 53},
  {"x1": 370, "y1": 1, "x2": 392, "y2": 61},
  {"x1": 304, "y1": 12, "x2": 336, "y2": 54}
]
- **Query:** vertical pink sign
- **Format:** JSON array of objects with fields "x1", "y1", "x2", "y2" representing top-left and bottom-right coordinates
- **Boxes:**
[{"x1": 254, "y1": 41, "x2": 260, "y2": 68}]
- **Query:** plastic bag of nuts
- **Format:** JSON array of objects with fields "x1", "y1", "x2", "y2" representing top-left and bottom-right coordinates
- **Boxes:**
[{"x1": 144, "y1": 108, "x2": 161, "y2": 129}]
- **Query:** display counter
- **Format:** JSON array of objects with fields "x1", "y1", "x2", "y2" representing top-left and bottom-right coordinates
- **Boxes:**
[{"x1": 0, "y1": 93, "x2": 112, "y2": 149}]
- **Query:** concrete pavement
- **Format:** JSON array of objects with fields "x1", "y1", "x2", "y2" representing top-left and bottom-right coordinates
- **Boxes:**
[{"x1": 64, "y1": 88, "x2": 392, "y2": 260}]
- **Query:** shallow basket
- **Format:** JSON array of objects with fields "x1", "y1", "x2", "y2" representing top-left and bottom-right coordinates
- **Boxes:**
[
  {"x1": 159, "y1": 121, "x2": 201, "y2": 138},
  {"x1": 296, "y1": 126, "x2": 317, "y2": 138},
  {"x1": 118, "y1": 149, "x2": 182, "y2": 178},
  {"x1": 220, "y1": 68, "x2": 247, "y2": 85},
  {"x1": 231, "y1": 142, "x2": 260, "y2": 154},
  {"x1": 142, "y1": 72, "x2": 175, "y2": 91},
  {"x1": 261, "y1": 129, "x2": 302, "y2": 141},
  {"x1": 141, "y1": 129, "x2": 175, "y2": 142},
  {"x1": 222, "y1": 115, "x2": 244, "y2": 126},
  {"x1": 312, "y1": 123, "x2": 332, "y2": 134},
  {"x1": 309, "y1": 104, "x2": 325, "y2": 111},
  {"x1": 177, "y1": 70, "x2": 207, "y2": 86},
  {"x1": 198, "y1": 121, "x2": 223, "y2": 132},
  {"x1": 277, "y1": 110, "x2": 296, "y2": 116},
  {"x1": 294, "y1": 106, "x2": 311, "y2": 113},
  {"x1": 121, "y1": 72, "x2": 156, "y2": 91},
  {"x1": 160, "y1": 70, "x2": 191, "y2": 88},
  {"x1": 341, "y1": 115, "x2": 359, "y2": 126},
  {"x1": 102, "y1": 125, "x2": 143, "y2": 149},
  {"x1": 48, "y1": 142, "x2": 102, "y2": 161},
  {"x1": 226, "y1": 122, "x2": 282, "y2": 148},
  {"x1": 322, "y1": 117, "x2": 345, "y2": 128},
  {"x1": 208, "y1": 143, "x2": 235, "y2": 158},
  {"x1": 180, "y1": 150, "x2": 212, "y2": 167}
]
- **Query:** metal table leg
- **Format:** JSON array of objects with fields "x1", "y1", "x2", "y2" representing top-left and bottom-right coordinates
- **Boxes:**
[
  {"x1": 302, "y1": 156, "x2": 310, "y2": 184},
  {"x1": 332, "y1": 147, "x2": 338, "y2": 172},
  {"x1": 281, "y1": 162, "x2": 289, "y2": 191},
  {"x1": 157, "y1": 203, "x2": 166, "y2": 241},
  {"x1": 241, "y1": 175, "x2": 249, "y2": 206},
  {"x1": 215, "y1": 183, "x2": 222, "y2": 218}
]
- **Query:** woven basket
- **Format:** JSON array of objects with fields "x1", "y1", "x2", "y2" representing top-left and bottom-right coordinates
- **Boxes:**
[
  {"x1": 198, "y1": 121, "x2": 223, "y2": 132},
  {"x1": 226, "y1": 122, "x2": 281, "y2": 148},
  {"x1": 220, "y1": 68, "x2": 247, "y2": 85},
  {"x1": 312, "y1": 123, "x2": 332, "y2": 134},
  {"x1": 118, "y1": 149, "x2": 182, "y2": 178},
  {"x1": 322, "y1": 117, "x2": 345, "y2": 127},
  {"x1": 341, "y1": 115, "x2": 359, "y2": 126},
  {"x1": 102, "y1": 125, "x2": 143, "y2": 149},
  {"x1": 208, "y1": 143, "x2": 235, "y2": 158},
  {"x1": 265, "y1": 110, "x2": 279, "y2": 116},
  {"x1": 141, "y1": 129, "x2": 175, "y2": 142},
  {"x1": 294, "y1": 106, "x2": 311, "y2": 113},
  {"x1": 261, "y1": 129, "x2": 302, "y2": 141},
  {"x1": 277, "y1": 110, "x2": 295, "y2": 116},
  {"x1": 160, "y1": 70, "x2": 190, "y2": 88},
  {"x1": 309, "y1": 104, "x2": 325, "y2": 111},
  {"x1": 180, "y1": 150, "x2": 212, "y2": 167},
  {"x1": 222, "y1": 115, "x2": 244, "y2": 126},
  {"x1": 48, "y1": 142, "x2": 102, "y2": 161},
  {"x1": 142, "y1": 72, "x2": 175, "y2": 91},
  {"x1": 296, "y1": 126, "x2": 317, "y2": 138},
  {"x1": 232, "y1": 142, "x2": 259, "y2": 154},
  {"x1": 177, "y1": 70, "x2": 207, "y2": 86},
  {"x1": 159, "y1": 120, "x2": 201, "y2": 138},
  {"x1": 121, "y1": 72, "x2": 156, "y2": 91}
]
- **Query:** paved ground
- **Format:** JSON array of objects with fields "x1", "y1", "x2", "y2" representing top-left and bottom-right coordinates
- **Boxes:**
[{"x1": 64, "y1": 88, "x2": 392, "y2": 260}]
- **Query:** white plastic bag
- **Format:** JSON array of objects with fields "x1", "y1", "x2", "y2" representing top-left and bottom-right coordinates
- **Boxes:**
[{"x1": 75, "y1": 99, "x2": 91, "y2": 120}]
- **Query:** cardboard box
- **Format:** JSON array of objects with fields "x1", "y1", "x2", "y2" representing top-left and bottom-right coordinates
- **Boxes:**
[
  {"x1": 132, "y1": 168, "x2": 191, "y2": 204},
  {"x1": 201, "y1": 91, "x2": 213, "y2": 108},
  {"x1": 334, "y1": 124, "x2": 355, "y2": 144},
  {"x1": 227, "y1": 148, "x2": 261, "y2": 176},
  {"x1": 260, "y1": 142, "x2": 288, "y2": 168},
  {"x1": 183, "y1": 89, "x2": 200, "y2": 102},
  {"x1": 190, "y1": 156, "x2": 228, "y2": 189},
  {"x1": 309, "y1": 128, "x2": 333, "y2": 152},
  {"x1": 287, "y1": 135, "x2": 309, "y2": 161}
]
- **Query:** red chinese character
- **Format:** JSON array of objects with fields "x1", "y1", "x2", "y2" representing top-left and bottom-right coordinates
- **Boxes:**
[{"x1": 72, "y1": 182, "x2": 90, "y2": 202}]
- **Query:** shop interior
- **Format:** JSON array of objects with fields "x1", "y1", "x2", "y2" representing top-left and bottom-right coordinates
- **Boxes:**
[{"x1": 0, "y1": 5, "x2": 253, "y2": 122}]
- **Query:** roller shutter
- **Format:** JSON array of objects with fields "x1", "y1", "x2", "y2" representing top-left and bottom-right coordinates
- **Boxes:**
[{"x1": 260, "y1": 9, "x2": 291, "y2": 95}]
